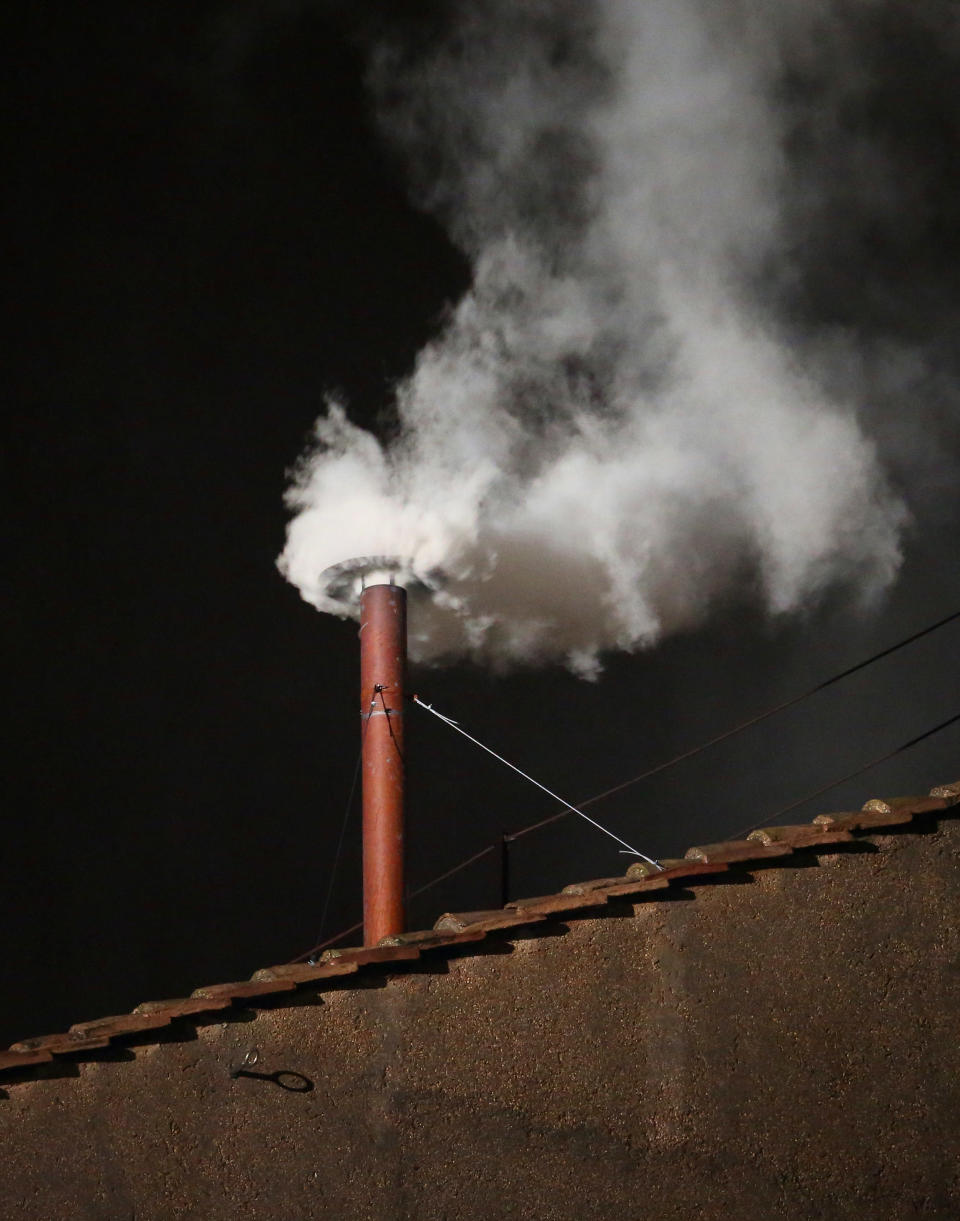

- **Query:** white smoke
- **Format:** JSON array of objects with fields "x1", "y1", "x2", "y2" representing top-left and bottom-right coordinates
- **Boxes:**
[{"x1": 278, "y1": 0, "x2": 911, "y2": 676}]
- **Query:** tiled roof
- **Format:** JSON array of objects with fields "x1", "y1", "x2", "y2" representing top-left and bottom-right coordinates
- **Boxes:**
[{"x1": 1, "y1": 779, "x2": 956, "y2": 1085}]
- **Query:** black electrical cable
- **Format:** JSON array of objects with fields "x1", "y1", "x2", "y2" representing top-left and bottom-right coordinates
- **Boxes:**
[
  {"x1": 292, "y1": 609, "x2": 958, "y2": 962},
  {"x1": 312, "y1": 694, "x2": 376, "y2": 948},
  {"x1": 295, "y1": 708, "x2": 957, "y2": 960},
  {"x1": 508, "y1": 608, "x2": 960, "y2": 842},
  {"x1": 730, "y1": 712, "x2": 960, "y2": 840},
  {"x1": 294, "y1": 843, "x2": 499, "y2": 961},
  {"x1": 312, "y1": 748, "x2": 362, "y2": 949}
]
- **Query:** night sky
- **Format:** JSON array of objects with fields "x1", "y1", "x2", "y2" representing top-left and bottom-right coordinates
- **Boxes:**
[{"x1": 5, "y1": 1, "x2": 959, "y2": 1047}]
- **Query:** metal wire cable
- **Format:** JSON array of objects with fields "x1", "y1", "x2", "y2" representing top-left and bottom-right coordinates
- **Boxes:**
[
  {"x1": 413, "y1": 695, "x2": 661, "y2": 866},
  {"x1": 295, "y1": 845, "x2": 500, "y2": 961},
  {"x1": 292, "y1": 609, "x2": 958, "y2": 962},
  {"x1": 295, "y1": 707, "x2": 957, "y2": 960},
  {"x1": 312, "y1": 693, "x2": 376, "y2": 947},
  {"x1": 312, "y1": 748, "x2": 361, "y2": 948},
  {"x1": 507, "y1": 608, "x2": 960, "y2": 842},
  {"x1": 729, "y1": 711, "x2": 960, "y2": 840},
  {"x1": 409, "y1": 842, "x2": 498, "y2": 898}
]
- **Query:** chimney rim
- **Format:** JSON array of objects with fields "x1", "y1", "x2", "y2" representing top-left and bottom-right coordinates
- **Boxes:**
[{"x1": 320, "y1": 555, "x2": 437, "y2": 612}]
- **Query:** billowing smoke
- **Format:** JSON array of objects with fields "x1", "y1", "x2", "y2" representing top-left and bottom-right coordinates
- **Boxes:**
[{"x1": 279, "y1": 0, "x2": 958, "y2": 676}]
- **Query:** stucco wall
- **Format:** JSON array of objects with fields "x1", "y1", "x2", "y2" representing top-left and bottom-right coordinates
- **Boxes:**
[{"x1": 3, "y1": 818, "x2": 958, "y2": 1220}]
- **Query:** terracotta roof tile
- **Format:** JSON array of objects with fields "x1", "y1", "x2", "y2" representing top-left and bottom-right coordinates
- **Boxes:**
[
  {"x1": 560, "y1": 874, "x2": 646, "y2": 893},
  {"x1": 684, "y1": 840, "x2": 793, "y2": 864},
  {"x1": 69, "y1": 1013, "x2": 172, "y2": 1041},
  {"x1": 250, "y1": 960, "x2": 359, "y2": 984},
  {"x1": 746, "y1": 825, "x2": 855, "y2": 848},
  {"x1": 376, "y1": 928, "x2": 488, "y2": 950},
  {"x1": 132, "y1": 997, "x2": 232, "y2": 1019},
  {"x1": 190, "y1": 979, "x2": 298, "y2": 1001},
  {"x1": 561, "y1": 874, "x2": 671, "y2": 897},
  {"x1": 432, "y1": 910, "x2": 548, "y2": 934},
  {"x1": 625, "y1": 859, "x2": 731, "y2": 882},
  {"x1": 620, "y1": 859, "x2": 664, "y2": 877},
  {"x1": 862, "y1": 794, "x2": 948, "y2": 816},
  {"x1": 0, "y1": 1049, "x2": 52, "y2": 1071},
  {"x1": 320, "y1": 945, "x2": 423, "y2": 967},
  {"x1": 813, "y1": 808, "x2": 913, "y2": 831},
  {"x1": 505, "y1": 892, "x2": 611, "y2": 917},
  {"x1": 10, "y1": 1033, "x2": 112, "y2": 1055}
]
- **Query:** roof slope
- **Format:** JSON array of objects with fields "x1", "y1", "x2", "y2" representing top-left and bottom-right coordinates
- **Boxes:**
[{"x1": 1, "y1": 778, "x2": 957, "y2": 1087}]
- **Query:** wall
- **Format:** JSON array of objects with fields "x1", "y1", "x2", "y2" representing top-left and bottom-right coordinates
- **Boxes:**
[{"x1": 2, "y1": 817, "x2": 958, "y2": 1220}]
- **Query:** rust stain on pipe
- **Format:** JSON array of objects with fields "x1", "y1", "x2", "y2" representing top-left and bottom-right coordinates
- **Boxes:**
[{"x1": 360, "y1": 583, "x2": 406, "y2": 946}]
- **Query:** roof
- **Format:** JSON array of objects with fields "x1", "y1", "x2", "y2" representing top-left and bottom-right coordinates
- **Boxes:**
[{"x1": 1, "y1": 778, "x2": 957, "y2": 1087}]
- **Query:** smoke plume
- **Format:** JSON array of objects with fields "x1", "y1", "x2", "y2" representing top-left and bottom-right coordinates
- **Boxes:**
[{"x1": 279, "y1": 0, "x2": 958, "y2": 676}]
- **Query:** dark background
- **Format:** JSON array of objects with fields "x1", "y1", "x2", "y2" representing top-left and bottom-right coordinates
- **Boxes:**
[{"x1": 4, "y1": 1, "x2": 958, "y2": 1047}]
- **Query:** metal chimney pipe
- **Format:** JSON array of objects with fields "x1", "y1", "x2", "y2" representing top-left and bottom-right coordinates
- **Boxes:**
[{"x1": 359, "y1": 582, "x2": 406, "y2": 946}]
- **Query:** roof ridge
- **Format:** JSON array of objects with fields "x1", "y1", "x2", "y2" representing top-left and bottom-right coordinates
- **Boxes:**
[{"x1": 1, "y1": 779, "x2": 956, "y2": 1085}]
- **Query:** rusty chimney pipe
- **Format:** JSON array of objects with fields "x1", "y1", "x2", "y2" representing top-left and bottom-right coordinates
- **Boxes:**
[{"x1": 359, "y1": 581, "x2": 406, "y2": 946}]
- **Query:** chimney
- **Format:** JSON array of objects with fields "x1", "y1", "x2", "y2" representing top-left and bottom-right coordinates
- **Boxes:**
[
  {"x1": 359, "y1": 577, "x2": 407, "y2": 946},
  {"x1": 320, "y1": 555, "x2": 416, "y2": 947}
]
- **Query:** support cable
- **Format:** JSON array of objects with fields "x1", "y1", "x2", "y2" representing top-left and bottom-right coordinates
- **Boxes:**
[
  {"x1": 298, "y1": 844, "x2": 499, "y2": 961},
  {"x1": 312, "y1": 693, "x2": 376, "y2": 948},
  {"x1": 291, "y1": 609, "x2": 958, "y2": 963},
  {"x1": 729, "y1": 711, "x2": 960, "y2": 840},
  {"x1": 508, "y1": 608, "x2": 960, "y2": 842},
  {"x1": 413, "y1": 695, "x2": 662, "y2": 868},
  {"x1": 294, "y1": 708, "x2": 957, "y2": 962}
]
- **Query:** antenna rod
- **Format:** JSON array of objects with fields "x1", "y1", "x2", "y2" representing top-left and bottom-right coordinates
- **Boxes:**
[{"x1": 359, "y1": 582, "x2": 407, "y2": 945}]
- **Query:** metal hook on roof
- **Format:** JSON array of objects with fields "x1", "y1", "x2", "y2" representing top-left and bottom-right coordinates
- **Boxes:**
[{"x1": 229, "y1": 1048, "x2": 314, "y2": 1093}]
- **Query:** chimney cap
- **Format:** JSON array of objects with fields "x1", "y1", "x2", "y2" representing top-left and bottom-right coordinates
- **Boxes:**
[{"x1": 319, "y1": 555, "x2": 436, "y2": 612}]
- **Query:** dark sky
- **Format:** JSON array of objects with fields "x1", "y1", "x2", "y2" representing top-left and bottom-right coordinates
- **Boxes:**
[{"x1": 4, "y1": 1, "x2": 958, "y2": 1048}]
